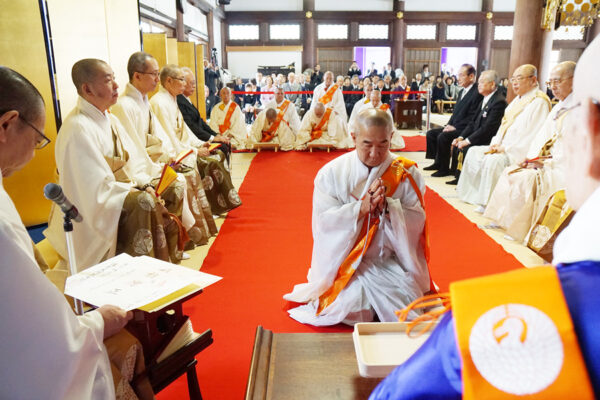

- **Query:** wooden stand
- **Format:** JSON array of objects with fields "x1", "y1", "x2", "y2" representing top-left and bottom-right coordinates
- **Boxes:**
[
  {"x1": 307, "y1": 143, "x2": 334, "y2": 152},
  {"x1": 253, "y1": 143, "x2": 280, "y2": 152},
  {"x1": 393, "y1": 99, "x2": 423, "y2": 129},
  {"x1": 127, "y1": 289, "x2": 213, "y2": 399},
  {"x1": 440, "y1": 100, "x2": 456, "y2": 114}
]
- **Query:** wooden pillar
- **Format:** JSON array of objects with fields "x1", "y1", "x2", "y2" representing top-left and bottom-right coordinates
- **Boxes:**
[
  {"x1": 207, "y1": 10, "x2": 214, "y2": 54},
  {"x1": 391, "y1": 1, "x2": 405, "y2": 70},
  {"x1": 477, "y1": 0, "x2": 493, "y2": 74},
  {"x1": 587, "y1": 18, "x2": 600, "y2": 43},
  {"x1": 176, "y1": 8, "x2": 185, "y2": 41},
  {"x1": 302, "y1": 0, "x2": 315, "y2": 71},
  {"x1": 507, "y1": 0, "x2": 546, "y2": 101}
]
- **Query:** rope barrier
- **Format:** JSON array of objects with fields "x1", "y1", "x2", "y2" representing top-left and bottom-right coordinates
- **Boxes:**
[{"x1": 230, "y1": 90, "x2": 428, "y2": 95}]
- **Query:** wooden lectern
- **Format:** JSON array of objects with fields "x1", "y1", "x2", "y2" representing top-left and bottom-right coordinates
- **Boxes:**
[{"x1": 127, "y1": 288, "x2": 213, "y2": 399}]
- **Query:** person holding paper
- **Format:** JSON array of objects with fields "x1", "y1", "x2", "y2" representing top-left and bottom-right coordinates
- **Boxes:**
[
  {"x1": 0, "y1": 65, "x2": 146, "y2": 399},
  {"x1": 283, "y1": 108, "x2": 433, "y2": 326},
  {"x1": 151, "y1": 65, "x2": 241, "y2": 215},
  {"x1": 45, "y1": 59, "x2": 187, "y2": 270},
  {"x1": 295, "y1": 102, "x2": 351, "y2": 150},
  {"x1": 369, "y1": 39, "x2": 600, "y2": 399},
  {"x1": 111, "y1": 52, "x2": 218, "y2": 246}
]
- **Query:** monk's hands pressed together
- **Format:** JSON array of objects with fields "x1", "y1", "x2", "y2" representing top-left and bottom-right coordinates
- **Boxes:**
[
  {"x1": 359, "y1": 178, "x2": 387, "y2": 219},
  {"x1": 97, "y1": 305, "x2": 133, "y2": 339}
]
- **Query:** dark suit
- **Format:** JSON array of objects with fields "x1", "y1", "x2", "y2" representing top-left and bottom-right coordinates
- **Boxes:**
[
  {"x1": 425, "y1": 84, "x2": 483, "y2": 172},
  {"x1": 347, "y1": 68, "x2": 361, "y2": 77},
  {"x1": 311, "y1": 71, "x2": 323, "y2": 86},
  {"x1": 177, "y1": 94, "x2": 231, "y2": 161},
  {"x1": 204, "y1": 67, "x2": 220, "y2": 96},
  {"x1": 451, "y1": 90, "x2": 508, "y2": 177},
  {"x1": 233, "y1": 84, "x2": 245, "y2": 106}
]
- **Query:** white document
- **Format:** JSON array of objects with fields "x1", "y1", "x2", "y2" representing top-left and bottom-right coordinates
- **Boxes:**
[{"x1": 65, "y1": 253, "x2": 222, "y2": 311}]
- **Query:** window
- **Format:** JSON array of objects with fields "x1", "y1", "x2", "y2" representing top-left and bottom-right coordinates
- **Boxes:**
[
  {"x1": 229, "y1": 24, "x2": 259, "y2": 40},
  {"x1": 317, "y1": 24, "x2": 348, "y2": 40},
  {"x1": 446, "y1": 25, "x2": 477, "y2": 40},
  {"x1": 406, "y1": 25, "x2": 437, "y2": 40},
  {"x1": 270, "y1": 24, "x2": 301, "y2": 40},
  {"x1": 553, "y1": 25, "x2": 585, "y2": 41},
  {"x1": 358, "y1": 24, "x2": 389, "y2": 39},
  {"x1": 494, "y1": 25, "x2": 513, "y2": 40}
]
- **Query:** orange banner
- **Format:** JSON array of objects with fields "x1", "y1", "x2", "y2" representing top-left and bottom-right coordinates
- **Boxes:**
[
  {"x1": 218, "y1": 102, "x2": 237, "y2": 134},
  {"x1": 451, "y1": 267, "x2": 594, "y2": 400},
  {"x1": 310, "y1": 108, "x2": 332, "y2": 141}
]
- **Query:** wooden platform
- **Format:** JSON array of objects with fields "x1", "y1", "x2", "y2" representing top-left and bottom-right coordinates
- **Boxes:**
[{"x1": 253, "y1": 143, "x2": 280, "y2": 152}]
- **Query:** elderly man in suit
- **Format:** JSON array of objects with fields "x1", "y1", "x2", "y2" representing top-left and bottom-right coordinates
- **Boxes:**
[
  {"x1": 424, "y1": 64, "x2": 482, "y2": 177},
  {"x1": 446, "y1": 70, "x2": 507, "y2": 184}
]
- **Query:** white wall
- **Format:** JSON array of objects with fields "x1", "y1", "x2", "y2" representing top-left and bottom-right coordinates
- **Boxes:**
[
  {"x1": 225, "y1": 0, "x2": 302, "y2": 11},
  {"x1": 404, "y1": 0, "x2": 482, "y2": 12},
  {"x1": 184, "y1": 3, "x2": 208, "y2": 36},
  {"x1": 139, "y1": 0, "x2": 176, "y2": 19},
  {"x1": 315, "y1": 0, "x2": 392, "y2": 11},
  {"x1": 227, "y1": 51, "x2": 302, "y2": 79},
  {"x1": 493, "y1": 0, "x2": 516, "y2": 12}
]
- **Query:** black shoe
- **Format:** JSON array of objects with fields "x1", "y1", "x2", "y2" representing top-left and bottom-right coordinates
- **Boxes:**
[
  {"x1": 431, "y1": 170, "x2": 451, "y2": 177},
  {"x1": 423, "y1": 164, "x2": 440, "y2": 171},
  {"x1": 446, "y1": 178, "x2": 459, "y2": 185}
]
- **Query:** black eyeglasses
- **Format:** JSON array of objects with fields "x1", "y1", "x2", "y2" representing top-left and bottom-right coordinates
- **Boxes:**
[
  {"x1": 136, "y1": 70, "x2": 159, "y2": 78},
  {"x1": 19, "y1": 115, "x2": 50, "y2": 149}
]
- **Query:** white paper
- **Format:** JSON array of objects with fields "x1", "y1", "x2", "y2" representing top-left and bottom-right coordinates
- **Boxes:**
[{"x1": 65, "y1": 253, "x2": 222, "y2": 310}]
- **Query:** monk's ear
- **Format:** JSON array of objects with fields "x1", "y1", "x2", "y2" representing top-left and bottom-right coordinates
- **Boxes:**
[
  {"x1": 587, "y1": 98, "x2": 600, "y2": 179},
  {"x1": 0, "y1": 110, "x2": 19, "y2": 143}
]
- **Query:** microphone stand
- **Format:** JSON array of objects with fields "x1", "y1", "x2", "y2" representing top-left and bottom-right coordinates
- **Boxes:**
[{"x1": 63, "y1": 214, "x2": 84, "y2": 315}]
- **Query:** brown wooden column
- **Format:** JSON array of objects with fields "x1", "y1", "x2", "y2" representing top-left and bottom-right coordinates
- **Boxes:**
[
  {"x1": 302, "y1": 0, "x2": 316, "y2": 71},
  {"x1": 207, "y1": 10, "x2": 214, "y2": 54},
  {"x1": 176, "y1": 8, "x2": 185, "y2": 41},
  {"x1": 221, "y1": 17, "x2": 228, "y2": 69},
  {"x1": 507, "y1": 0, "x2": 546, "y2": 101},
  {"x1": 477, "y1": 0, "x2": 493, "y2": 74},
  {"x1": 391, "y1": 1, "x2": 405, "y2": 70},
  {"x1": 587, "y1": 18, "x2": 600, "y2": 43}
]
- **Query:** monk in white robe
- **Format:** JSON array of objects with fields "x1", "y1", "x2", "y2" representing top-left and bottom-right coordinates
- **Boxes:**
[
  {"x1": 248, "y1": 108, "x2": 296, "y2": 151},
  {"x1": 46, "y1": 59, "x2": 183, "y2": 270},
  {"x1": 151, "y1": 67, "x2": 241, "y2": 214},
  {"x1": 112, "y1": 53, "x2": 217, "y2": 244},
  {"x1": 348, "y1": 83, "x2": 374, "y2": 135},
  {"x1": 310, "y1": 71, "x2": 348, "y2": 122},
  {"x1": 284, "y1": 109, "x2": 432, "y2": 326},
  {"x1": 0, "y1": 65, "x2": 133, "y2": 399},
  {"x1": 457, "y1": 64, "x2": 551, "y2": 207},
  {"x1": 296, "y1": 102, "x2": 350, "y2": 149},
  {"x1": 359, "y1": 89, "x2": 405, "y2": 149},
  {"x1": 262, "y1": 86, "x2": 302, "y2": 134},
  {"x1": 208, "y1": 87, "x2": 248, "y2": 149},
  {"x1": 484, "y1": 62, "x2": 576, "y2": 241}
]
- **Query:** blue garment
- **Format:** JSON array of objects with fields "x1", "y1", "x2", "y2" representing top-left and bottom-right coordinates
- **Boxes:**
[{"x1": 370, "y1": 261, "x2": 600, "y2": 399}]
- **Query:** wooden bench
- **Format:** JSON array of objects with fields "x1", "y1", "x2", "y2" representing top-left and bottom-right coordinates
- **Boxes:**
[
  {"x1": 439, "y1": 100, "x2": 456, "y2": 114},
  {"x1": 253, "y1": 143, "x2": 280, "y2": 152},
  {"x1": 307, "y1": 143, "x2": 334, "y2": 152}
]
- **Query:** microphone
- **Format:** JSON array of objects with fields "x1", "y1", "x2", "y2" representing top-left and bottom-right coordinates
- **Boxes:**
[{"x1": 43, "y1": 183, "x2": 83, "y2": 223}]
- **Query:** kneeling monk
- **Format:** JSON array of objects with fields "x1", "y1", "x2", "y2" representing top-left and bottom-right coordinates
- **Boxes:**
[{"x1": 284, "y1": 108, "x2": 434, "y2": 326}]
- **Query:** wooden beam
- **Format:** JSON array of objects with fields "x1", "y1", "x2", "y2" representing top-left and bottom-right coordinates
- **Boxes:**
[{"x1": 226, "y1": 45, "x2": 303, "y2": 52}]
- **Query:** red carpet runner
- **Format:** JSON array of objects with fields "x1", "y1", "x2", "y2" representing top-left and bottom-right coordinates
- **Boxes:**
[{"x1": 157, "y1": 151, "x2": 523, "y2": 400}]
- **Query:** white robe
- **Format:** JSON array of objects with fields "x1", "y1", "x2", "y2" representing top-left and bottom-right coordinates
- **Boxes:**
[
  {"x1": 1, "y1": 171, "x2": 114, "y2": 399},
  {"x1": 360, "y1": 102, "x2": 406, "y2": 150},
  {"x1": 208, "y1": 100, "x2": 248, "y2": 149},
  {"x1": 248, "y1": 110, "x2": 296, "y2": 151},
  {"x1": 484, "y1": 94, "x2": 573, "y2": 241},
  {"x1": 348, "y1": 97, "x2": 370, "y2": 133},
  {"x1": 263, "y1": 98, "x2": 302, "y2": 134},
  {"x1": 310, "y1": 82, "x2": 348, "y2": 122},
  {"x1": 283, "y1": 151, "x2": 429, "y2": 326},
  {"x1": 457, "y1": 87, "x2": 550, "y2": 206},
  {"x1": 296, "y1": 108, "x2": 351, "y2": 149}
]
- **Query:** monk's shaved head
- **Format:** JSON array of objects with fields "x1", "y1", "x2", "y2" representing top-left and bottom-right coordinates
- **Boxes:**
[
  {"x1": 127, "y1": 52, "x2": 154, "y2": 81},
  {"x1": 353, "y1": 108, "x2": 393, "y2": 167},
  {"x1": 556, "y1": 61, "x2": 576, "y2": 78},
  {"x1": 517, "y1": 64, "x2": 537, "y2": 78},
  {"x1": 355, "y1": 108, "x2": 393, "y2": 135},
  {"x1": 72, "y1": 58, "x2": 108, "y2": 96},
  {"x1": 159, "y1": 64, "x2": 182, "y2": 86},
  {"x1": 0, "y1": 66, "x2": 45, "y2": 122},
  {"x1": 265, "y1": 107, "x2": 277, "y2": 123},
  {"x1": 314, "y1": 102, "x2": 325, "y2": 118}
]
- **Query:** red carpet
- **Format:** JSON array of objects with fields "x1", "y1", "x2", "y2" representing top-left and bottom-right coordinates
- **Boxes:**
[{"x1": 157, "y1": 151, "x2": 522, "y2": 400}]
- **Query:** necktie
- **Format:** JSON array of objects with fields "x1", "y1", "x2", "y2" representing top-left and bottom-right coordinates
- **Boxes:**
[{"x1": 456, "y1": 90, "x2": 463, "y2": 103}]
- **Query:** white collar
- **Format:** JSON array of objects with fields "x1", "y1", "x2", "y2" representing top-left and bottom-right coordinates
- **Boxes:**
[
  {"x1": 158, "y1": 85, "x2": 176, "y2": 102},
  {"x1": 462, "y1": 83, "x2": 474, "y2": 96},
  {"x1": 77, "y1": 96, "x2": 110, "y2": 125},
  {"x1": 482, "y1": 89, "x2": 497, "y2": 109},
  {"x1": 124, "y1": 83, "x2": 149, "y2": 107},
  {"x1": 553, "y1": 186, "x2": 600, "y2": 264},
  {"x1": 518, "y1": 86, "x2": 539, "y2": 100}
]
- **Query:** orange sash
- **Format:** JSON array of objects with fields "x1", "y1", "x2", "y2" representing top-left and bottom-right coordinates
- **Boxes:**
[
  {"x1": 316, "y1": 157, "x2": 433, "y2": 315},
  {"x1": 310, "y1": 108, "x2": 333, "y2": 141},
  {"x1": 379, "y1": 104, "x2": 390, "y2": 111},
  {"x1": 218, "y1": 102, "x2": 237, "y2": 134},
  {"x1": 261, "y1": 101, "x2": 291, "y2": 142},
  {"x1": 319, "y1": 84, "x2": 339, "y2": 105},
  {"x1": 451, "y1": 267, "x2": 594, "y2": 400}
]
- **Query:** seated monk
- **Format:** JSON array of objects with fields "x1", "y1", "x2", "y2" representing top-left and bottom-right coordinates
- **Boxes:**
[
  {"x1": 310, "y1": 71, "x2": 348, "y2": 121},
  {"x1": 262, "y1": 86, "x2": 302, "y2": 135},
  {"x1": 283, "y1": 108, "x2": 434, "y2": 326},
  {"x1": 355, "y1": 89, "x2": 405, "y2": 150},
  {"x1": 111, "y1": 52, "x2": 217, "y2": 245},
  {"x1": 296, "y1": 102, "x2": 351, "y2": 149},
  {"x1": 248, "y1": 107, "x2": 296, "y2": 151},
  {"x1": 457, "y1": 64, "x2": 551, "y2": 208},
  {"x1": 0, "y1": 65, "x2": 153, "y2": 399},
  {"x1": 45, "y1": 59, "x2": 188, "y2": 270},
  {"x1": 370, "y1": 38, "x2": 600, "y2": 399},
  {"x1": 484, "y1": 61, "x2": 576, "y2": 242},
  {"x1": 208, "y1": 86, "x2": 249, "y2": 150},
  {"x1": 150, "y1": 65, "x2": 241, "y2": 215},
  {"x1": 348, "y1": 83, "x2": 374, "y2": 135}
]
